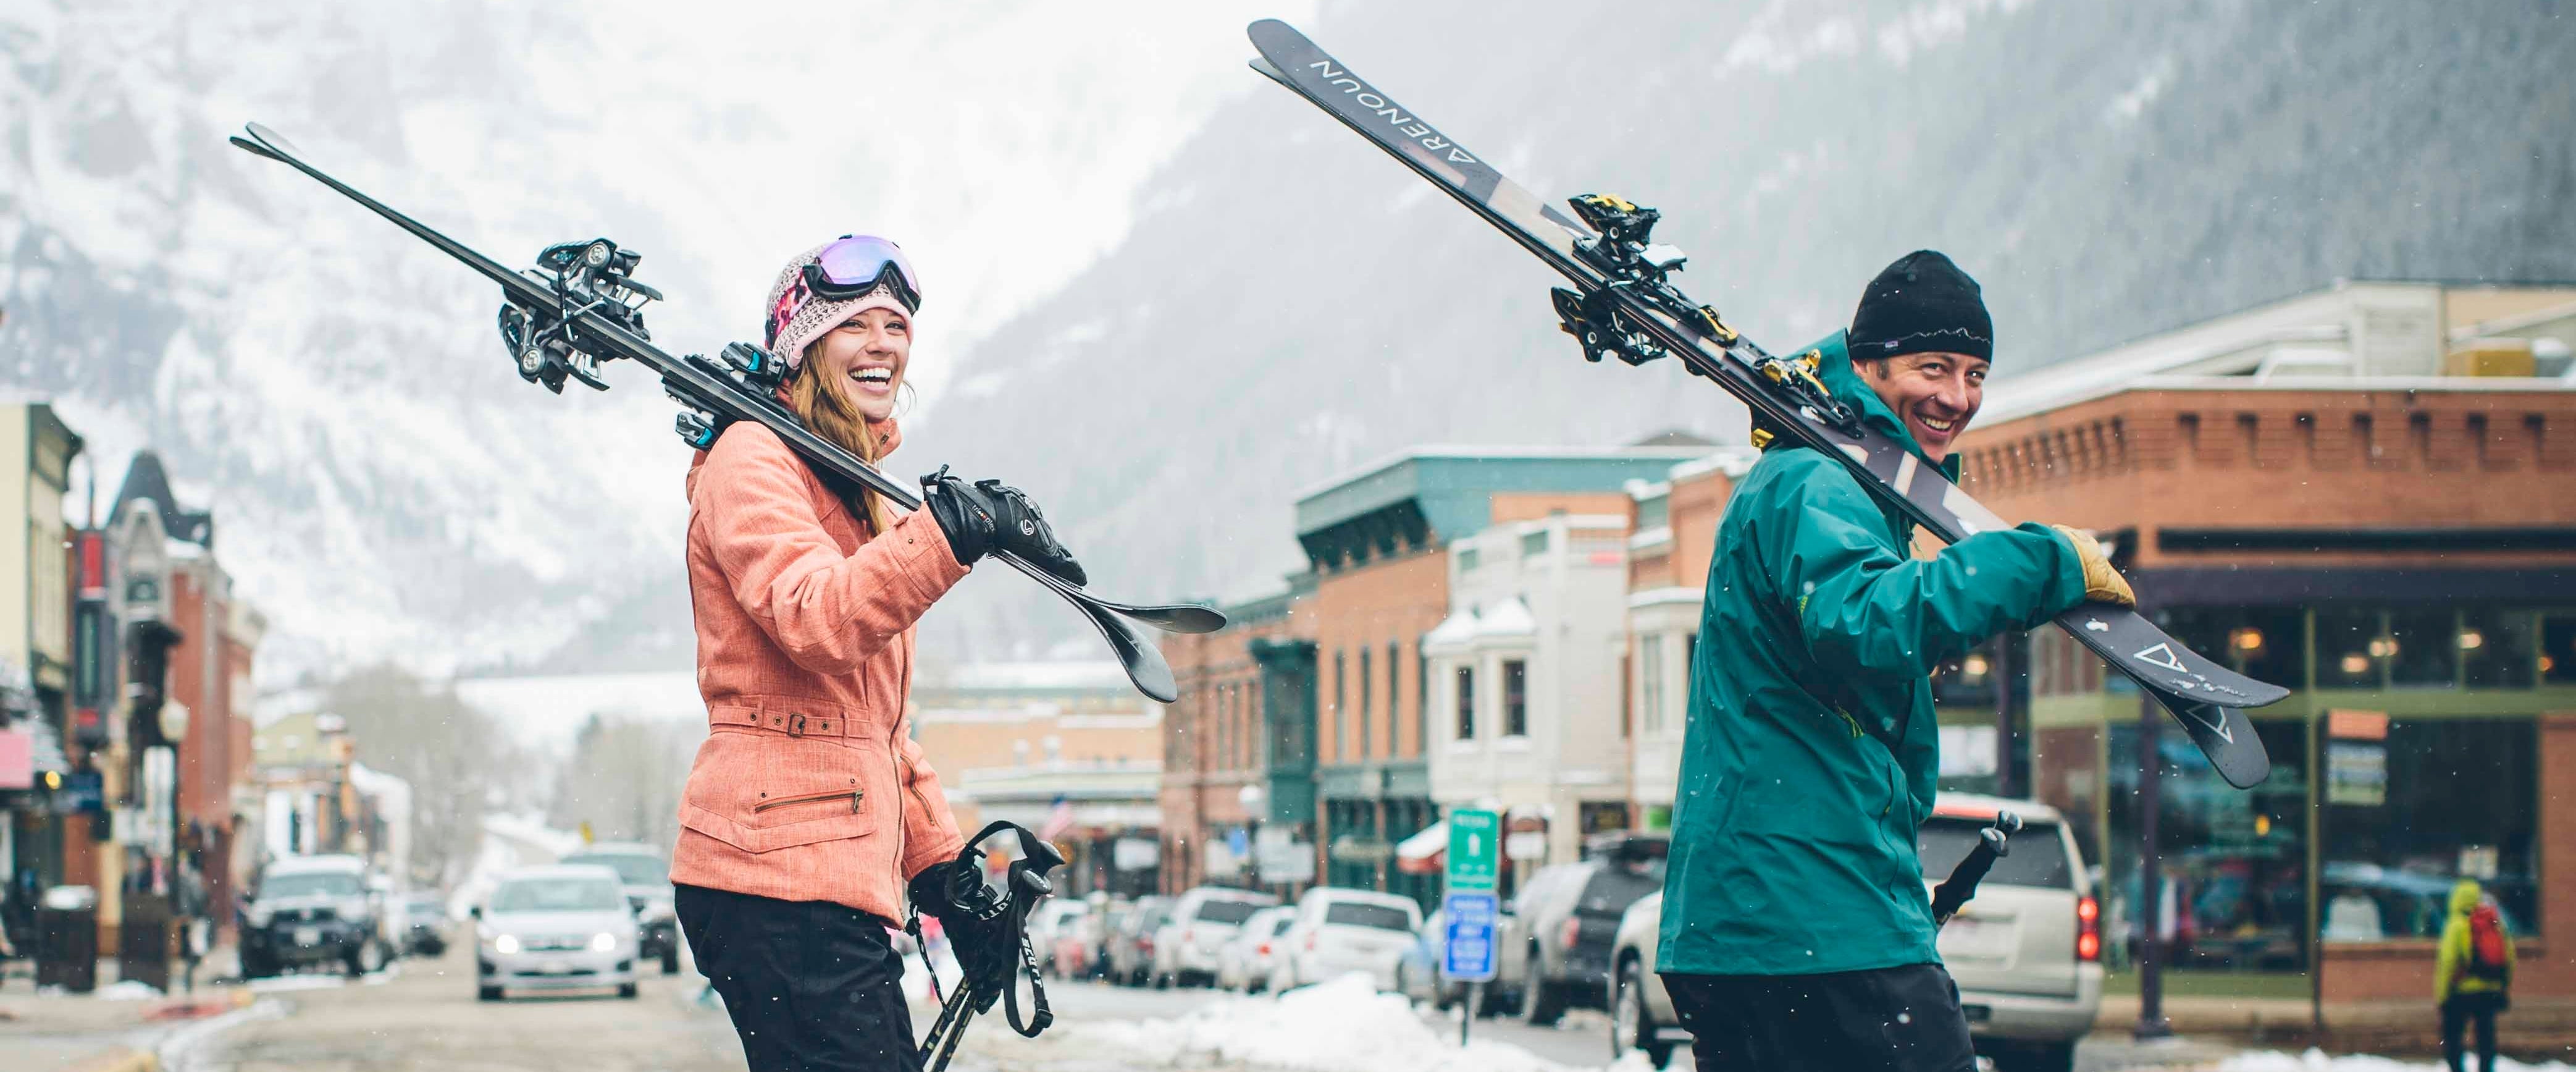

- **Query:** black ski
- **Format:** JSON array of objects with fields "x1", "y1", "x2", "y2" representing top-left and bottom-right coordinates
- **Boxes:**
[
  {"x1": 227, "y1": 123, "x2": 1222, "y2": 703},
  {"x1": 1246, "y1": 20, "x2": 2280, "y2": 788}
]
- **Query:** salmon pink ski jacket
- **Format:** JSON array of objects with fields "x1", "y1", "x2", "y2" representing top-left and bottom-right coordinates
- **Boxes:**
[{"x1": 669, "y1": 417, "x2": 969, "y2": 921}]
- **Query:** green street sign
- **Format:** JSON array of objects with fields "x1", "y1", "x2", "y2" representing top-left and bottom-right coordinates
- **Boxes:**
[{"x1": 1448, "y1": 809, "x2": 1500, "y2": 889}]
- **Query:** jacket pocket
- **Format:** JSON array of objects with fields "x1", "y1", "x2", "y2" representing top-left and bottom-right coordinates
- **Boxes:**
[{"x1": 678, "y1": 728, "x2": 883, "y2": 854}]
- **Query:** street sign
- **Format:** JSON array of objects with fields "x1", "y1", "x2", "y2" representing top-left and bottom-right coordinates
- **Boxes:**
[
  {"x1": 1447, "y1": 808, "x2": 1499, "y2": 889},
  {"x1": 1441, "y1": 890, "x2": 1499, "y2": 982}
]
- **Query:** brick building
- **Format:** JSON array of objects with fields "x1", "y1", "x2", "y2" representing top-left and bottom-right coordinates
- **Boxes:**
[{"x1": 911, "y1": 661, "x2": 1163, "y2": 897}]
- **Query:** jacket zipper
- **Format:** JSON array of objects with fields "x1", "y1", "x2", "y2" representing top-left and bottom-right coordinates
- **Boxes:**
[{"x1": 752, "y1": 788, "x2": 865, "y2": 814}]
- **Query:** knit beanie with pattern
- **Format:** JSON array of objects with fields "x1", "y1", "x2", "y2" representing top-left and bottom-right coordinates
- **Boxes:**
[
  {"x1": 1847, "y1": 250, "x2": 1994, "y2": 363},
  {"x1": 763, "y1": 243, "x2": 913, "y2": 372}
]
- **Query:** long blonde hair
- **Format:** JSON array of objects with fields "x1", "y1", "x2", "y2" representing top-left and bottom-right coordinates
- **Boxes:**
[{"x1": 789, "y1": 342, "x2": 898, "y2": 536}]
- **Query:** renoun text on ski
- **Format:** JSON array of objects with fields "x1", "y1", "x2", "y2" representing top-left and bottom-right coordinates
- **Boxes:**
[
  {"x1": 1655, "y1": 253, "x2": 2133, "y2": 1072},
  {"x1": 669, "y1": 238, "x2": 1082, "y2": 1072}
]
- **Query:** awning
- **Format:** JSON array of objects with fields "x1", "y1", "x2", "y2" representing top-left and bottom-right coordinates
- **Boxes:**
[{"x1": 1395, "y1": 819, "x2": 1448, "y2": 874}]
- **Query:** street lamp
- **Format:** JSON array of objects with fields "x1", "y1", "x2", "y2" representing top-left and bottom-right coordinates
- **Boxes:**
[{"x1": 1238, "y1": 783, "x2": 1267, "y2": 892}]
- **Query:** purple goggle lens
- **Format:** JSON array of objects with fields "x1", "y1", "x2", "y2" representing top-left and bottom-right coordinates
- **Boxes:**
[{"x1": 812, "y1": 235, "x2": 920, "y2": 309}]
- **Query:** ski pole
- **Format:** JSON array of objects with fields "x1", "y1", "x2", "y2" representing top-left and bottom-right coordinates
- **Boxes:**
[{"x1": 1931, "y1": 811, "x2": 2021, "y2": 927}]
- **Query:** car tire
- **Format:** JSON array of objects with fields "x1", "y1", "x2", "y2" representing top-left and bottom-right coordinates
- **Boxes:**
[
  {"x1": 1521, "y1": 954, "x2": 1566, "y2": 1026},
  {"x1": 347, "y1": 938, "x2": 387, "y2": 978},
  {"x1": 661, "y1": 945, "x2": 680, "y2": 976},
  {"x1": 240, "y1": 947, "x2": 275, "y2": 980},
  {"x1": 477, "y1": 985, "x2": 504, "y2": 1002},
  {"x1": 1613, "y1": 956, "x2": 1674, "y2": 1069},
  {"x1": 618, "y1": 982, "x2": 640, "y2": 999},
  {"x1": 1153, "y1": 971, "x2": 1172, "y2": 990},
  {"x1": 1996, "y1": 1040, "x2": 2076, "y2": 1072}
]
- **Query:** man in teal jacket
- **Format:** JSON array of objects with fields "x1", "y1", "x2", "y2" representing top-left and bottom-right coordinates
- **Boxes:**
[{"x1": 1656, "y1": 251, "x2": 2134, "y2": 1072}]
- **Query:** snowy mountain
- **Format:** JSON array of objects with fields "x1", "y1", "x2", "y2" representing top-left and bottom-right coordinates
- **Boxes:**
[{"x1": 4, "y1": 1, "x2": 2568, "y2": 677}]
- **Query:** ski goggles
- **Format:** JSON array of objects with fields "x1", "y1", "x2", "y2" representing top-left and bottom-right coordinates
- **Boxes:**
[{"x1": 768, "y1": 235, "x2": 922, "y2": 345}]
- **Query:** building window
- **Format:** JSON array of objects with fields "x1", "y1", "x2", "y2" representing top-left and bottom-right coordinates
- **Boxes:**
[
  {"x1": 2385, "y1": 608, "x2": 2457, "y2": 688},
  {"x1": 1459, "y1": 547, "x2": 1480, "y2": 572},
  {"x1": 2322, "y1": 717, "x2": 2539, "y2": 940},
  {"x1": 2545, "y1": 614, "x2": 2576, "y2": 684},
  {"x1": 1636, "y1": 496, "x2": 1668, "y2": 531},
  {"x1": 1503, "y1": 659, "x2": 1529, "y2": 737},
  {"x1": 2157, "y1": 607, "x2": 2304, "y2": 692},
  {"x1": 2106, "y1": 719, "x2": 2312, "y2": 971},
  {"x1": 1358, "y1": 647, "x2": 1373, "y2": 761},
  {"x1": 2317, "y1": 609, "x2": 2383, "y2": 690},
  {"x1": 2460, "y1": 609, "x2": 2536, "y2": 689},
  {"x1": 1639, "y1": 634, "x2": 1664, "y2": 735},
  {"x1": 1521, "y1": 529, "x2": 1550, "y2": 557},
  {"x1": 1417, "y1": 647, "x2": 1429, "y2": 754},
  {"x1": 1455, "y1": 666, "x2": 1475, "y2": 741},
  {"x1": 1334, "y1": 650, "x2": 1347, "y2": 763},
  {"x1": 1387, "y1": 641, "x2": 1402, "y2": 758}
]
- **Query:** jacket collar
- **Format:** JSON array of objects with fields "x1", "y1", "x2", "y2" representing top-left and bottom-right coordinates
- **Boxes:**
[{"x1": 1808, "y1": 330, "x2": 1961, "y2": 481}]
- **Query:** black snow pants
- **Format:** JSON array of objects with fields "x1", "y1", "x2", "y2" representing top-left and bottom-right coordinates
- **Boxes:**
[
  {"x1": 676, "y1": 884, "x2": 921, "y2": 1072},
  {"x1": 2441, "y1": 990, "x2": 2506, "y2": 1072},
  {"x1": 1662, "y1": 963, "x2": 1977, "y2": 1072}
]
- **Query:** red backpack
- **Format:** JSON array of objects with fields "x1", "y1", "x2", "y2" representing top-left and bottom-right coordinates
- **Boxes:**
[{"x1": 2467, "y1": 903, "x2": 2509, "y2": 979}]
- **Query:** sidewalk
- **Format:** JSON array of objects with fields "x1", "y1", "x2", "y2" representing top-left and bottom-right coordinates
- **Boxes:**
[
  {"x1": 2091, "y1": 992, "x2": 2576, "y2": 1064},
  {"x1": 0, "y1": 947, "x2": 254, "y2": 1072}
]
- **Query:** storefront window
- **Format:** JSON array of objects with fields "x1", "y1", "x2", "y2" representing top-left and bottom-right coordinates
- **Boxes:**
[
  {"x1": 2105, "y1": 719, "x2": 2310, "y2": 972},
  {"x1": 2320, "y1": 717, "x2": 2537, "y2": 941},
  {"x1": 2317, "y1": 609, "x2": 2380, "y2": 690},
  {"x1": 2543, "y1": 614, "x2": 2576, "y2": 685},
  {"x1": 2460, "y1": 609, "x2": 2536, "y2": 690},
  {"x1": 2386, "y1": 608, "x2": 2457, "y2": 688}
]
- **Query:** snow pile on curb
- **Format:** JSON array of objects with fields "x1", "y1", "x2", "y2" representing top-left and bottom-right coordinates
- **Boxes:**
[
  {"x1": 98, "y1": 980, "x2": 165, "y2": 1000},
  {"x1": 2220, "y1": 1050, "x2": 2576, "y2": 1071},
  {"x1": 1065, "y1": 974, "x2": 1577, "y2": 1072}
]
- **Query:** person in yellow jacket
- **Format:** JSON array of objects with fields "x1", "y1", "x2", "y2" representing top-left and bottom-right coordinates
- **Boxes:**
[{"x1": 2434, "y1": 878, "x2": 2514, "y2": 1072}]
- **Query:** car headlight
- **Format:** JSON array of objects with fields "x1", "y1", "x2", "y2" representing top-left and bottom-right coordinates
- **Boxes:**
[
  {"x1": 493, "y1": 934, "x2": 522, "y2": 955},
  {"x1": 590, "y1": 931, "x2": 618, "y2": 953}
]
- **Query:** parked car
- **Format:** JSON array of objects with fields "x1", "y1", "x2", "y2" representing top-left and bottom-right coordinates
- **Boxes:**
[
  {"x1": 1396, "y1": 900, "x2": 1524, "y2": 1015},
  {"x1": 237, "y1": 855, "x2": 391, "y2": 979},
  {"x1": 398, "y1": 893, "x2": 450, "y2": 958},
  {"x1": 1105, "y1": 895, "x2": 1172, "y2": 987},
  {"x1": 1217, "y1": 905, "x2": 1297, "y2": 992},
  {"x1": 474, "y1": 864, "x2": 642, "y2": 1001},
  {"x1": 1505, "y1": 842, "x2": 1665, "y2": 1025},
  {"x1": 558, "y1": 843, "x2": 680, "y2": 975},
  {"x1": 1151, "y1": 886, "x2": 1281, "y2": 987},
  {"x1": 1027, "y1": 898, "x2": 1091, "y2": 976},
  {"x1": 1607, "y1": 796, "x2": 2102, "y2": 1072},
  {"x1": 1267, "y1": 887, "x2": 1422, "y2": 992}
]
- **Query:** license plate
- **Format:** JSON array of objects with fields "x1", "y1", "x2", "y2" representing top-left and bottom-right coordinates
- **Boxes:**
[
  {"x1": 294, "y1": 927, "x2": 321, "y2": 947},
  {"x1": 540, "y1": 958, "x2": 572, "y2": 974},
  {"x1": 1939, "y1": 919, "x2": 2013, "y2": 960},
  {"x1": 1962, "y1": 1003, "x2": 1992, "y2": 1023}
]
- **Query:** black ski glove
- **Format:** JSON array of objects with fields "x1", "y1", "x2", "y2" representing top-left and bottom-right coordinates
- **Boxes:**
[
  {"x1": 920, "y1": 466, "x2": 1087, "y2": 587},
  {"x1": 909, "y1": 858, "x2": 1018, "y2": 1010}
]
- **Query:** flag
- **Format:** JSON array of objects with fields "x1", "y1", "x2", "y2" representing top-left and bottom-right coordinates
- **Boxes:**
[{"x1": 1038, "y1": 795, "x2": 1076, "y2": 842}]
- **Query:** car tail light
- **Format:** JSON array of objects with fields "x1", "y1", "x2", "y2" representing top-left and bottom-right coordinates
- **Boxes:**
[
  {"x1": 2076, "y1": 895, "x2": 2100, "y2": 963},
  {"x1": 1559, "y1": 918, "x2": 1582, "y2": 951},
  {"x1": 1305, "y1": 931, "x2": 1317, "y2": 952},
  {"x1": 1257, "y1": 942, "x2": 1272, "y2": 955}
]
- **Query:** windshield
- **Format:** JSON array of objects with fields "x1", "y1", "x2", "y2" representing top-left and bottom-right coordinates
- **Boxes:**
[
  {"x1": 1323, "y1": 901, "x2": 1415, "y2": 932},
  {"x1": 1194, "y1": 899, "x2": 1265, "y2": 924},
  {"x1": 560, "y1": 853, "x2": 669, "y2": 887},
  {"x1": 261, "y1": 872, "x2": 363, "y2": 899},
  {"x1": 1917, "y1": 819, "x2": 2073, "y2": 890},
  {"x1": 490, "y1": 878, "x2": 625, "y2": 914}
]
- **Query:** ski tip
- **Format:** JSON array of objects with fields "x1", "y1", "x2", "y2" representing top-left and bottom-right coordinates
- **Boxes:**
[
  {"x1": 242, "y1": 122, "x2": 302, "y2": 159},
  {"x1": 1247, "y1": 17, "x2": 1293, "y2": 37},
  {"x1": 227, "y1": 135, "x2": 281, "y2": 162}
]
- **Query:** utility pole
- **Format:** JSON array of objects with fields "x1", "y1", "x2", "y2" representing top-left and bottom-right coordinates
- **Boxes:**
[{"x1": 2134, "y1": 690, "x2": 2172, "y2": 1040}]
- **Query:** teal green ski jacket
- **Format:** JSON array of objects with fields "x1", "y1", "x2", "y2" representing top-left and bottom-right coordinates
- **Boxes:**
[{"x1": 1657, "y1": 331, "x2": 2088, "y2": 977}]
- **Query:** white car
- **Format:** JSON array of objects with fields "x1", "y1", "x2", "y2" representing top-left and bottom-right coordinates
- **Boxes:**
[
  {"x1": 1267, "y1": 887, "x2": 1423, "y2": 992},
  {"x1": 1152, "y1": 886, "x2": 1281, "y2": 987},
  {"x1": 1216, "y1": 905, "x2": 1298, "y2": 992},
  {"x1": 1608, "y1": 795, "x2": 2102, "y2": 1072},
  {"x1": 474, "y1": 865, "x2": 642, "y2": 1000},
  {"x1": 1026, "y1": 899, "x2": 1091, "y2": 976}
]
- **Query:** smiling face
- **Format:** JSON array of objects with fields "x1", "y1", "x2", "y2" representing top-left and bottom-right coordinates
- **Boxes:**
[
  {"x1": 1855, "y1": 350, "x2": 1987, "y2": 462},
  {"x1": 805, "y1": 307, "x2": 910, "y2": 423}
]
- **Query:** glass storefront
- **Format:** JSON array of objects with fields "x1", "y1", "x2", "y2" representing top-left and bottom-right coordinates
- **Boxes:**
[
  {"x1": 2319, "y1": 717, "x2": 2538, "y2": 941},
  {"x1": 2104, "y1": 719, "x2": 2311, "y2": 972}
]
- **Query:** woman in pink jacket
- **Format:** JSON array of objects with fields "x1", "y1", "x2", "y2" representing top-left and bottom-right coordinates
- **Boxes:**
[{"x1": 670, "y1": 237, "x2": 1084, "y2": 1072}]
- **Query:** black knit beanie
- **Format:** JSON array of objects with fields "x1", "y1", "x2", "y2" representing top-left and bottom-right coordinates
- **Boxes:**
[{"x1": 1847, "y1": 250, "x2": 1993, "y2": 363}]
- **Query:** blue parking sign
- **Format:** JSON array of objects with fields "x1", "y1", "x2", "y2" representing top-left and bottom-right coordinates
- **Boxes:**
[{"x1": 1441, "y1": 890, "x2": 1498, "y2": 982}]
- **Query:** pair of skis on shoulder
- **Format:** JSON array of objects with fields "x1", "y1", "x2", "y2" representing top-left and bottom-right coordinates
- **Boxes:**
[
  {"x1": 1243, "y1": 19, "x2": 2284, "y2": 788},
  {"x1": 227, "y1": 125, "x2": 1222, "y2": 704}
]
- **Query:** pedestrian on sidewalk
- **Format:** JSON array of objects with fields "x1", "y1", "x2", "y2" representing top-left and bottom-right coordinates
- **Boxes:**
[
  {"x1": 2435, "y1": 877, "x2": 2513, "y2": 1072},
  {"x1": 1655, "y1": 251, "x2": 2132, "y2": 1072},
  {"x1": 669, "y1": 238, "x2": 1087, "y2": 1072}
]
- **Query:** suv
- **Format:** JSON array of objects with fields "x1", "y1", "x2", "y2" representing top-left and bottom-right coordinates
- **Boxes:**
[
  {"x1": 1268, "y1": 887, "x2": 1422, "y2": 992},
  {"x1": 558, "y1": 843, "x2": 680, "y2": 974},
  {"x1": 1608, "y1": 796, "x2": 2102, "y2": 1071},
  {"x1": 1106, "y1": 896, "x2": 1172, "y2": 987},
  {"x1": 1151, "y1": 886, "x2": 1280, "y2": 987},
  {"x1": 1506, "y1": 839, "x2": 1666, "y2": 1025},
  {"x1": 238, "y1": 855, "x2": 389, "y2": 979}
]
